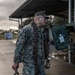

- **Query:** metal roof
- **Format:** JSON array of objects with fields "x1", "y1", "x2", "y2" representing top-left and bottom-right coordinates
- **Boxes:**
[{"x1": 9, "y1": 0, "x2": 74, "y2": 19}]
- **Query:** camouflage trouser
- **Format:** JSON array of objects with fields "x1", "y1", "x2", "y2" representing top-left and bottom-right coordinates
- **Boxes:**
[{"x1": 23, "y1": 59, "x2": 46, "y2": 75}]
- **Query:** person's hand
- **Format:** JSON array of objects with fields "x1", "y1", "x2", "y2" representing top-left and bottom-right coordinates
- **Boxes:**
[
  {"x1": 45, "y1": 59, "x2": 51, "y2": 69},
  {"x1": 12, "y1": 63, "x2": 19, "y2": 71},
  {"x1": 45, "y1": 56, "x2": 51, "y2": 69}
]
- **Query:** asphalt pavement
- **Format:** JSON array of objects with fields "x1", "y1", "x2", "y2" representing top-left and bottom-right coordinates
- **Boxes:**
[{"x1": 0, "y1": 40, "x2": 75, "y2": 75}]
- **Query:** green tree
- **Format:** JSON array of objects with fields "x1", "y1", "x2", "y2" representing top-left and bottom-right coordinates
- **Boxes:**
[
  {"x1": 23, "y1": 17, "x2": 33, "y2": 26},
  {"x1": 22, "y1": 16, "x2": 68, "y2": 28},
  {"x1": 52, "y1": 16, "x2": 68, "y2": 25}
]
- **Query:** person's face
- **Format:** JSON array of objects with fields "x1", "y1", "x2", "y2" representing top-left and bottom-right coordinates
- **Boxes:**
[{"x1": 38, "y1": 16, "x2": 47, "y2": 26}]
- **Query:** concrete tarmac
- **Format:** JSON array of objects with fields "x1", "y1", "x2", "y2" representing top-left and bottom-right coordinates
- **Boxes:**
[{"x1": 0, "y1": 40, "x2": 75, "y2": 75}]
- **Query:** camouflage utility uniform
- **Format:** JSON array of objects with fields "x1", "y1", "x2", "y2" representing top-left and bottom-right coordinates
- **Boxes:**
[{"x1": 14, "y1": 22, "x2": 46, "y2": 75}]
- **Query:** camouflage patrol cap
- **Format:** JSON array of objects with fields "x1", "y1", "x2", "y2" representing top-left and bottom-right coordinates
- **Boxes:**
[{"x1": 35, "y1": 11, "x2": 49, "y2": 19}]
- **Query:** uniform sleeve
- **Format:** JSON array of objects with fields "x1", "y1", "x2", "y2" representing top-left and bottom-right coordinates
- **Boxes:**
[
  {"x1": 43, "y1": 28, "x2": 49, "y2": 59},
  {"x1": 14, "y1": 28, "x2": 28, "y2": 64}
]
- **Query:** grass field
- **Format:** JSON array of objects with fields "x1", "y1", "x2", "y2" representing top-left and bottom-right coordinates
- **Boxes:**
[{"x1": 0, "y1": 34, "x2": 4, "y2": 40}]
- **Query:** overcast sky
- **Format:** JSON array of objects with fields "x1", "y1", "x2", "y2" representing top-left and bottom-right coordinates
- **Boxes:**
[{"x1": 0, "y1": 0, "x2": 25, "y2": 30}]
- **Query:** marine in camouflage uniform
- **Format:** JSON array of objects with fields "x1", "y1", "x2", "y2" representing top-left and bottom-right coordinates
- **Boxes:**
[
  {"x1": 14, "y1": 21, "x2": 46, "y2": 75},
  {"x1": 13, "y1": 11, "x2": 50, "y2": 75}
]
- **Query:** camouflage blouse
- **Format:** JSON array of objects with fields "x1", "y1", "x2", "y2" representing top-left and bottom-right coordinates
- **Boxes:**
[{"x1": 14, "y1": 22, "x2": 45, "y2": 64}]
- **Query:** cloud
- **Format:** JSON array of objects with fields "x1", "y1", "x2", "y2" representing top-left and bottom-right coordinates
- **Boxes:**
[
  {"x1": 0, "y1": 20, "x2": 18, "y2": 30},
  {"x1": 0, "y1": 0, "x2": 25, "y2": 20},
  {"x1": 0, "y1": 0, "x2": 25, "y2": 30}
]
